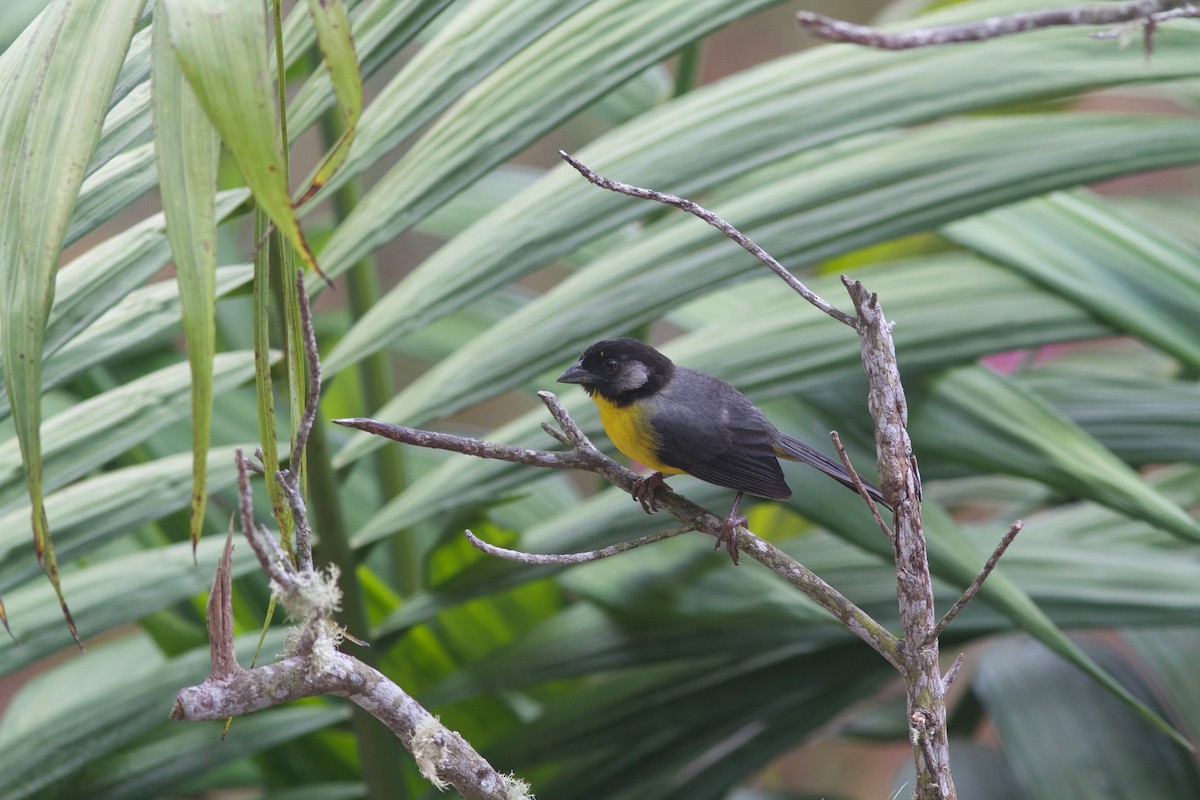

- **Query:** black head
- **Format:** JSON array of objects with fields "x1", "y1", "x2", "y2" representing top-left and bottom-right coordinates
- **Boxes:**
[{"x1": 557, "y1": 338, "x2": 675, "y2": 406}]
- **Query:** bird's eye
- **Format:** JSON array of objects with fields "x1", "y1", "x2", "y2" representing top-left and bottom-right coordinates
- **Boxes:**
[{"x1": 602, "y1": 359, "x2": 619, "y2": 373}]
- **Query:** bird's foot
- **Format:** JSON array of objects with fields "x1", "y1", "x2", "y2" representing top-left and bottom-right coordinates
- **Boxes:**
[
  {"x1": 715, "y1": 511, "x2": 746, "y2": 565},
  {"x1": 631, "y1": 472, "x2": 671, "y2": 514}
]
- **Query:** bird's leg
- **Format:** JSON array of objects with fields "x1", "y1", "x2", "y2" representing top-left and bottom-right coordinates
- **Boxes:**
[
  {"x1": 631, "y1": 471, "x2": 672, "y2": 513},
  {"x1": 715, "y1": 492, "x2": 746, "y2": 565}
]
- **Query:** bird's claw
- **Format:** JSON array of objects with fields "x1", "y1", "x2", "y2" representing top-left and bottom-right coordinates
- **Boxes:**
[
  {"x1": 631, "y1": 472, "x2": 671, "y2": 514},
  {"x1": 715, "y1": 512, "x2": 746, "y2": 565}
]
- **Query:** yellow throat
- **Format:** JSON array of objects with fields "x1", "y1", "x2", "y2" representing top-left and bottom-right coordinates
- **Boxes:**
[{"x1": 592, "y1": 393, "x2": 684, "y2": 475}]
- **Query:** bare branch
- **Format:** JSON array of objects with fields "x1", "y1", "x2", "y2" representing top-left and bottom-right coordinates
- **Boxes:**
[
  {"x1": 235, "y1": 448, "x2": 290, "y2": 587},
  {"x1": 465, "y1": 525, "x2": 694, "y2": 565},
  {"x1": 337, "y1": 397, "x2": 903, "y2": 671},
  {"x1": 557, "y1": 150, "x2": 857, "y2": 328},
  {"x1": 179, "y1": 452, "x2": 528, "y2": 799},
  {"x1": 1094, "y1": 3, "x2": 1200, "y2": 38},
  {"x1": 831, "y1": 430, "x2": 895, "y2": 546},
  {"x1": 797, "y1": 1, "x2": 1195, "y2": 50},
  {"x1": 844, "y1": 277, "x2": 953, "y2": 797},
  {"x1": 538, "y1": 388, "x2": 599, "y2": 446},
  {"x1": 333, "y1": 417, "x2": 588, "y2": 470},
  {"x1": 177, "y1": 276, "x2": 531, "y2": 799},
  {"x1": 929, "y1": 520, "x2": 1024, "y2": 644},
  {"x1": 172, "y1": 650, "x2": 517, "y2": 800}
]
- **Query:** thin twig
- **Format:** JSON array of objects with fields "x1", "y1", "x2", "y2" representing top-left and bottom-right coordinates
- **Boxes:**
[
  {"x1": 255, "y1": 522, "x2": 289, "y2": 566},
  {"x1": 557, "y1": 151, "x2": 856, "y2": 328},
  {"x1": 333, "y1": 417, "x2": 594, "y2": 471},
  {"x1": 540, "y1": 421, "x2": 570, "y2": 445},
  {"x1": 277, "y1": 469, "x2": 315, "y2": 573},
  {"x1": 929, "y1": 520, "x2": 1023, "y2": 644},
  {"x1": 235, "y1": 448, "x2": 289, "y2": 586},
  {"x1": 537, "y1": 389, "x2": 597, "y2": 446},
  {"x1": 290, "y1": 268, "x2": 321, "y2": 472},
  {"x1": 797, "y1": 1, "x2": 1194, "y2": 50},
  {"x1": 830, "y1": 430, "x2": 894, "y2": 546},
  {"x1": 286, "y1": 266, "x2": 321, "y2": 566},
  {"x1": 290, "y1": 269, "x2": 322, "y2": 576},
  {"x1": 465, "y1": 525, "x2": 694, "y2": 565},
  {"x1": 942, "y1": 652, "x2": 965, "y2": 691}
]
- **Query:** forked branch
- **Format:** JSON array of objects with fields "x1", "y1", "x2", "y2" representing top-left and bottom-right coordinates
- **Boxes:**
[
  {"x1": 336, "y1": 393, "x2": 904, "y2": 671},
  {"x1": 171, "y1": 272, "x2": 529, "y2": 800}
]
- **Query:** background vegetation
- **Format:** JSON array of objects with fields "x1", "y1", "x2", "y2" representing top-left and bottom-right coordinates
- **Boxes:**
[{"x1": 0, "y1": 0, "x2": 1199, "y2": 798}]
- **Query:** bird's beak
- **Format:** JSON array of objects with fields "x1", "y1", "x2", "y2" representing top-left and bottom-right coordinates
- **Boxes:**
[{"x1": 556, "y1": 362, "x2": 590, "y2": 384}]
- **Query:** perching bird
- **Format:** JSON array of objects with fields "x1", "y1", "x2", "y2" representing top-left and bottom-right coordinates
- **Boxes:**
[{"x1": 557, "y1": 337, "x2": 888, "y2": 563}]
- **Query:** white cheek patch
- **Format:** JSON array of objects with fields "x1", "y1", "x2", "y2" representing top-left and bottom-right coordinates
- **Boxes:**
[{"x1": 614, "y1": 362, "x2": 651, "y2": 392}]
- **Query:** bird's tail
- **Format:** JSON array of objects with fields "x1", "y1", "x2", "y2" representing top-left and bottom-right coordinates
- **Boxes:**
[{"x1": 774, "y1": 433, "x2": 891, "y2": 511}]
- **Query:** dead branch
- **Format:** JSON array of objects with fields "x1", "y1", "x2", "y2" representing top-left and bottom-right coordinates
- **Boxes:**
[
  {"x1": 171, "y1": 275, "x2": 529, "y2": 800},
  {"x1": 557, "y1": 150, "x2": 857, "y2": 328},
  {"x1": 464, "y1": 525, "x2": 695, "y2": 565},
  {"x1": 844, "y1": 277, "x2": 952, "y2": 798},
  {"x1": 797, "y1": 1, "x2": 1197, "y2": 50},
  {"x1": 335, "y1": 391, "x2": 904, "y2": 672},
  {"x1": 930, "y1": 520, "x2": 1024, "y2": 644}
]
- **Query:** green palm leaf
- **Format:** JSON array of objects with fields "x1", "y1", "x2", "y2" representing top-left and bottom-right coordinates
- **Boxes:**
[{"x1": 0, "y1": 0, "x2": 144, "y2": 641}]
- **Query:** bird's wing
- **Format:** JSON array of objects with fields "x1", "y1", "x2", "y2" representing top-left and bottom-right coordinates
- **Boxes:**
[{"x1": 649, "y1": 387, "x2": 791, "y2": 500}]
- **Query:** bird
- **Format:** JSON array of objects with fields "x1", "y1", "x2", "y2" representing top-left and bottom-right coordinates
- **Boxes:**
[{"x1": 557, "y1": 337, "x2": 888, "y2": 563}]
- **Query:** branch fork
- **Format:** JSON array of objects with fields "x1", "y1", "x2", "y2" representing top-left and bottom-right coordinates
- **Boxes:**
[
  {"x1": 336, "y1": 393, "x2": 904, "y2": 670},
  {"x1": 171, "y1": 272, "x2": 529, "y2": 800}
]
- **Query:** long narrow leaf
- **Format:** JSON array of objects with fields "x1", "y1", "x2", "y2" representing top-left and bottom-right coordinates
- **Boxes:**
[
  {"x1": 294, "y1": 0, "x2": 362, "y2": 205},
  {"x1": 314, "y1": 0, "x2": 781, "y2": 276},
  {"x1": 0, "y1": 0, "x2": 144, "y2": 643},
  {"x1": 253, "y1": 213, "x2": 293, "y2": 547},
  {"x1": 945, "y1": 190, "x2": 1200, "y2": 368},
  {"x1": 161, "y1": 0, "x2": 322, "y2": 275},
  {"x1": 975, "y1": 637, "x2": 1200, "y2": 799},
  {"x1": 1019, "y1": 369, "x2": 1200, "y2": 466},
  {"x1": 153, "y1": 1, "x2": 222, "y2": 555},
  {"x1": 0, "y1": 446, "x2": 251, "y2": 594},
  {"x1": 0, "y1": 353, "x2": 259, "y2": 524},
  {"x1": 0, "y1": 264, "x2": 253, "y2": 423},
  {"x1": 0, "y1": 536, "x2": 259, "y2": 678},
  {"x1": 51, "y1": 190, "x2": 246, "y2": 366},
  {"x1": 287, "y1": 0, "x2": 456, "y2": 135},
  {"x1": 72, "y1": 705, "x2": 350, "y2": 800},
  {"x1": 66, "y1": 143, "x2": 159, "y2": 247},
  {"x1": 912, "y1": 365, "x2": 1200, "y2": 544}
]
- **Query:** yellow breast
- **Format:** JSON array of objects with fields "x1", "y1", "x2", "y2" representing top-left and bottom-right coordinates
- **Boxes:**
[{"x1": 593, "y1": 394, "x2": 685, "y2": 475}]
